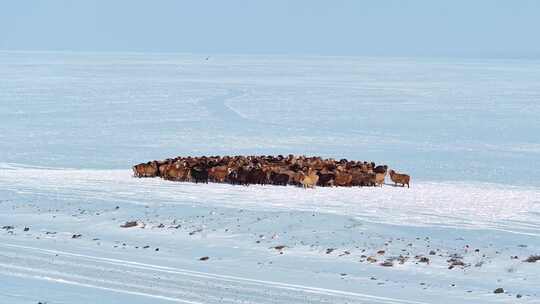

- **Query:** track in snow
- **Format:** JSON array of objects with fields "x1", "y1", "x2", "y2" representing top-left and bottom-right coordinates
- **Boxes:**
[{"x1": 0, "y1": 243, "x2": 427, "y2": 304}]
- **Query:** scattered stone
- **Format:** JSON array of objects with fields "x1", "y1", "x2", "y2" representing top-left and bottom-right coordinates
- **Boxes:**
[
  {"x1": 326, "y1": 248, "x2": 335, "y2": 254},
  {"x1": 524, "y1": 255, "x2": 540, "y2": 263},
  {"x1": 199, "y1": 256, "x2": 209, "y2": 261},
  {"x1": 1, "y1": 225, "x2": 14, "y2": 230},
  {"x1": 189, "y1": 228, "x2": 203, "y2": 235},
  {"x1": 120, "y1": 221, "x2": 138, "y2": 228},
  {"x1": 447, "y1": 255, "x2": 466, "y2": 269},
  {"x1": 377, "y1": 250, "x2": 385, "y2": 255},
  {"x1": 380, "y1": 261, "x2": 394, "y2": 267},
  {"x1": 493, "y1": 287, "x2": 504, "y2": 294},
  {"x1": 516, "y1": 294, "x2": 522, "y2": 298},
  {"x1": 71, "y1": 234, "x2": 82, "y2": 239},
  {"x1": 419, "y1": 257, "x2": 430, "y2": 264},
  {"x1": 155, "y1": 248, "x2": 159, "y2": 251},
  {"x1": 24, "y1": 227, "x2": 30, "y2": 232},
  {"x1": 396, "y1": 255, "x2": 408, "y2": 264},
  {"x1": 429, "y1": 250, "x2": 436, "y2": 255},
  {"x1": 143, "y1": 245, "x2": 150, "y2": 249},
  {"x1": 448, "y1": 253, "x2": 463, "y2": 259}
]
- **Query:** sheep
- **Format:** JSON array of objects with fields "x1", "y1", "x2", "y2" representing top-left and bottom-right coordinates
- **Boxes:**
[
  {"x1": 375, "y1": 172, "x2": 386, "y2": 186},
  {"x1": 335, "y1": 171, "x2": 353, "y2": 187},
  {"x1": 133, "y1": 155, "x2": 404, "y2": 189},
  {"x1": 300, "y1": 170, "x2": 319, "y2": 189},
  {"x1": 374, "y1": 165, "x2": 388, "y2": 186},
  {"x1": 389, "y1": 169, "x2": 410, "y2": 188},
  {"x1": 208, "y1": 165, "x2": 228, "y2": 183},
  {"x1": 132, "y1": 161, "x2": 159, "y2": 177},
  {"x1": 190, "y1": 166, "x2": 209, "y2": 184}
]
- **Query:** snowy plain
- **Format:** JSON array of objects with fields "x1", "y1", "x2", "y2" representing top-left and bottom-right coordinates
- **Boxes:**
[{"x1": 1, "y1": 51, "x2": 540, "y2": 303}]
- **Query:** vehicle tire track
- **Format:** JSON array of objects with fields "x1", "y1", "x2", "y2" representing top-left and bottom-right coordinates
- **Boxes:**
[{"x1": 0, "y1": 243, "x2": 429, "y2": 304}]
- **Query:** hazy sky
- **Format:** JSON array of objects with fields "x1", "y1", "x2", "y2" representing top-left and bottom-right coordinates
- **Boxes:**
[{"x1": 1, "y1": 0, "x2": 539, "y2": 58}]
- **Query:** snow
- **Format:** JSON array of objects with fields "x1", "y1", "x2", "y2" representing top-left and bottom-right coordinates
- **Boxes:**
[
  {"x1": 2, "y1": 52, "x2": 540, "y2": 185},
  {"x1": 1, "y1": 52, "x2": 540, "y2": 303},
  {"x1": 1, "y1": 165, "x2": 539, "y2": 303},
  {"x1": 1, "y1": 165, "x2": 539, "y2": 235}
]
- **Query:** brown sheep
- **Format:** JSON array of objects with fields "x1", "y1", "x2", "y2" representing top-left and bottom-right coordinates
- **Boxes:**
[
  {"x1": 290, "y1": 171, "x2": 305, "y2": 186},
  {"x1": 132, "y1": 164, "x2": 144, "y2": 177},
  {"x1": 132, "y1": 161, "x2": 158, "y2": 177},
  {"x1": 373, "y1": 165, "x2": 388, "y2": 174},
  {"x1": 334, "y1": 171, "x2": 353, "y2": 187},
  {"x1": 270, "y1": 172, "x2": 290, "y2": 186},
  {"x1": 158, "y1": 159, "x2": 174, "y2": 177},
  {"x1": 208, "y1": 165, "x2": 228, "y2": 183},
  {"x1": 162, "y1": 163, "x2": 190, "y2": 181},
  {"x1": 351, "y1": 172, "x2": 376, "y2": 186},
  {"x1": 389, "y1": 169, "x2": 410, "y2": 188}
]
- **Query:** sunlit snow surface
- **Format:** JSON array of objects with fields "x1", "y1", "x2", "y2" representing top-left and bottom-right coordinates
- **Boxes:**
[
  {"x1": 1, "y1": 52, "x2": 540, "y2": 303},
  {"x1": 1, "y1": 165, "x2": 539, "y2": 235},
  {"x1": 1, "y1": 165, "x2": 539, "y2": 303}
]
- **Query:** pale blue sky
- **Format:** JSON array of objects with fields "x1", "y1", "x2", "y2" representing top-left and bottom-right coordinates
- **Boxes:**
[{"x1": 1, "y1": 0, "x2": 539, "y2": 58}]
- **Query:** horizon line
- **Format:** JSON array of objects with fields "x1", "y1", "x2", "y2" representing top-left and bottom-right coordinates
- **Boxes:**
[{"x1": 1, "y1": 49, "x2": 540, "y2": 62}]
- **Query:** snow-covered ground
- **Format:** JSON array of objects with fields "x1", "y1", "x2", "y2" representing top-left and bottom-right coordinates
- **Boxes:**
[
  {"x1": 1, "y1": 165, "x2": 539, "y2": 303},
  {"x1": 1, "y1": 52, "x2": 540, "y2": 303}
]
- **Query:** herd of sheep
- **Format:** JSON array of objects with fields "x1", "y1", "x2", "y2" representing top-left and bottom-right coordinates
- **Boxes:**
[{"x1": 133, "y1": 155, "x2": 410, "y2": 188}]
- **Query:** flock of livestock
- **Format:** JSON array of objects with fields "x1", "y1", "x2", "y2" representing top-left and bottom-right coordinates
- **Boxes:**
[{"x1": 132, "y1": 155, "x2": 411, "y2": 188}]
